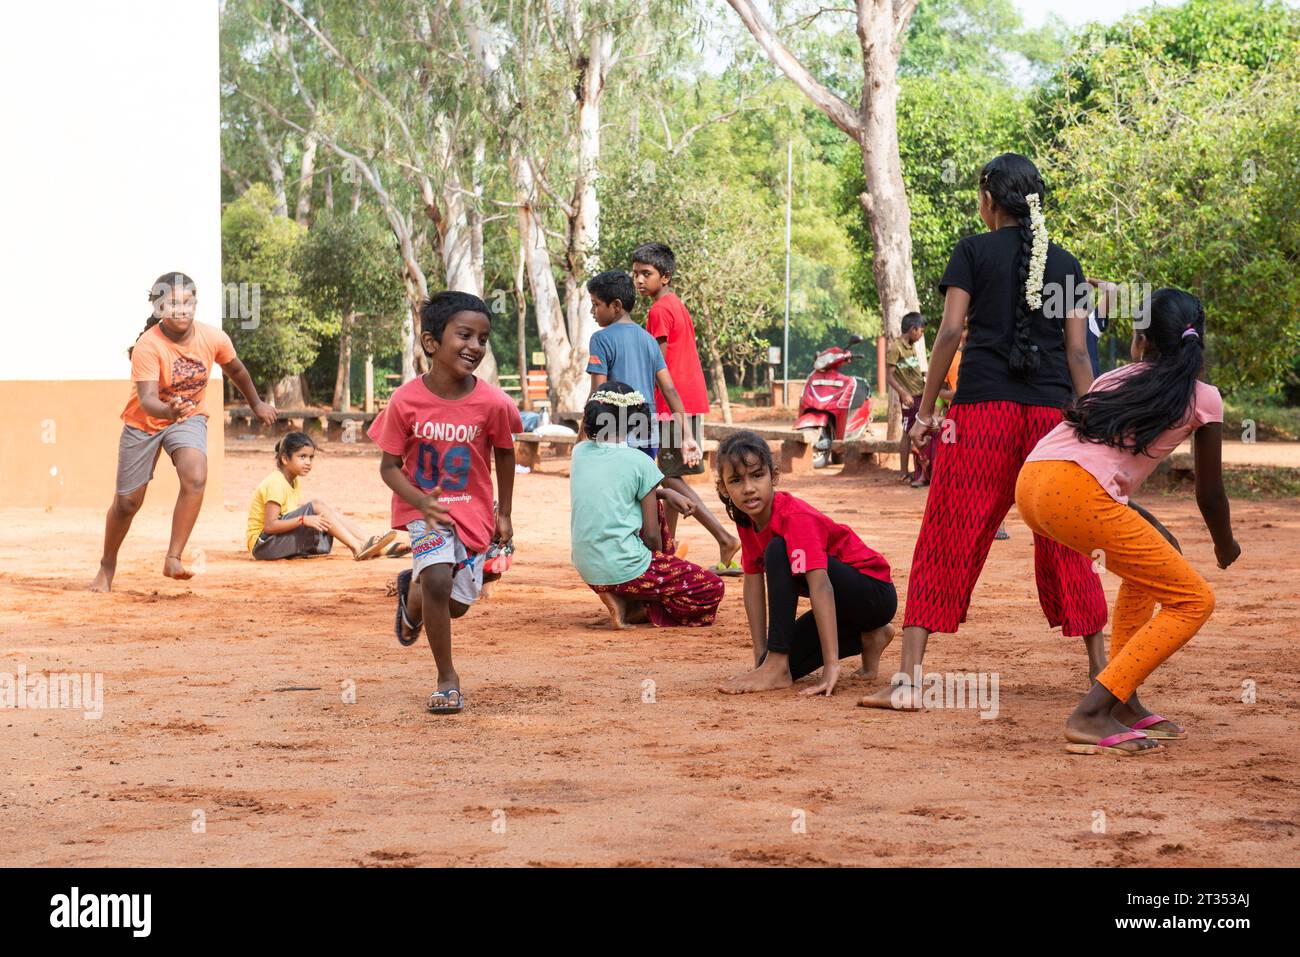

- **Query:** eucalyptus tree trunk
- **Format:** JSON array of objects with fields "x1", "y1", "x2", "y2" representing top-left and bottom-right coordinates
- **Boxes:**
[{"x1": 726, "y1": 0, "x2": 922, "y2": 438}]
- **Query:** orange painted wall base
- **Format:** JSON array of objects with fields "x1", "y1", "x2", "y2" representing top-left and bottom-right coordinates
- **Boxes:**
[{"x1": 0, "y1": 380, "x2": 225, "y2": 511}]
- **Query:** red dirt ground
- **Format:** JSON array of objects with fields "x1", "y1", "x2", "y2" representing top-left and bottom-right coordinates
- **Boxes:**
[{"x1": 1, "y1": 441, "x2": 1297, "y2": 867}]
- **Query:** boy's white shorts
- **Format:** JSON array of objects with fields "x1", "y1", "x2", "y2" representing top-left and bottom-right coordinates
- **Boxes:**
[{"x1": 408, "y1": 520, "x2": 483, "y2": 606}]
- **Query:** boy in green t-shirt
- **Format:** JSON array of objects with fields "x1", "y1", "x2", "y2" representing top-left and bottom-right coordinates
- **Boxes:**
[{"x1": 887, "y1": 312, "x2": 930, "y2": 486}]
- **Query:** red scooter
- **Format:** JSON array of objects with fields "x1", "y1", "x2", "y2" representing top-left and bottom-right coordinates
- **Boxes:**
[{"x1": 793, "y1": 334, "x2": 872, "y2": 469}]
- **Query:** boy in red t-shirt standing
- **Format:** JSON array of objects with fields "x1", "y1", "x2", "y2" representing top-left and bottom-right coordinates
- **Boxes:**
[
  {"x1": 368, "y1": 291, "x2": 523, "y2": 715},
  {"x1": 630, "y1": 242, "x2": 740, "y2": 575}
]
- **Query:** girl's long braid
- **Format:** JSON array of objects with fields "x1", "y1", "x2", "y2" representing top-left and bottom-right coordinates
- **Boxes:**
[{"x1": 1009, "y1": 208, "x2": 1040, "y2": 379}]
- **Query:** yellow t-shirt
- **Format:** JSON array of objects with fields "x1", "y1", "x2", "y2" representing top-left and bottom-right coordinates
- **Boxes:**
[{"x1": 246, "y1": 471, "x2": 302, "y2": 552}]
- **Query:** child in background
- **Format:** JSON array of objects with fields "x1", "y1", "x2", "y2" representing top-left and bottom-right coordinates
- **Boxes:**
[
  {"x1": 889, "y1": 312, "x2": 930, "y2": 487},
  {"x1": 716, "y1": 430, "x2": 897, "y2": 697},
  {"x1": 585, "y1": 269, "x2": 699, "y2": 465},
  {"x1": 630, "y1": 242, "x2": 742, "y2": 574},
  {"x1": 92, "y1": 271, "x2": 277, "y2": 592},
  {"x1": 369, "y1": 291, "x2": 523, "y2": 715},
  {"x1": 246, "y1": 431, "x2": 395, "y2": 561},
  {"x1": 571, "y1": 381, "x2": 724, "y2": 630},
  {"x1": 1085, "y1": 277, "x2": 1119, "y2": 377},
  {"x1": 1016, "y1": 288, "x2": 1239, "y2": 755}
]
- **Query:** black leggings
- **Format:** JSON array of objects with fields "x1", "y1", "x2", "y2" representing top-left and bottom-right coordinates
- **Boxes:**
[{"x1": 761, "y1": 536, "x2": 898, "y2": 680}]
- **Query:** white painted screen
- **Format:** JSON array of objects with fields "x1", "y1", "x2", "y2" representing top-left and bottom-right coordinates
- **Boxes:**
[{"x1": 0, "y1": 1, "x2": 221, "y2": 381}]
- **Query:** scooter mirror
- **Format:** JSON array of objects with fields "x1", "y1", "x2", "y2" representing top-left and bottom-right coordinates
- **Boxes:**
[{"x1": 847, "y1": 334, "x2": 864, "y2": 346}]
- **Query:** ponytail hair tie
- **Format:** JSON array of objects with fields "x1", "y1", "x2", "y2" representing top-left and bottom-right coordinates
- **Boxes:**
[{"x1": 1181, "y1": 327, "x2": 1199, "y2": 340}]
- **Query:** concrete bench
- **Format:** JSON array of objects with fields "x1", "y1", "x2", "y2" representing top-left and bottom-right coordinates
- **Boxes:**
[
  {"x1": 702, "y1": 423, "x2": 816, "y2": 474},
  {"x1": 513, "y1": 431, "x2": 579, "y2": 470},
  {"x1": 226, "y1": 405, "x2": 379, "y2": 441},
  {"x1": 513, "y1": 433, "x2": 722, "y2": 476},
  {"x1": 831, "y1": 437, "x2": 904, "y2": 475}
]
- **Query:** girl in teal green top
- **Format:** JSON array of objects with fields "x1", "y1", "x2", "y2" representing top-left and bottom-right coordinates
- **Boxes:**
[{"x1": 569, "y1": 381, "x2": 725, "y2": 630}]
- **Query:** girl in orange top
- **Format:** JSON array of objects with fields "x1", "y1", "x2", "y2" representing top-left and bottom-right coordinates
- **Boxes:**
[{"x1": 91, "y1": 272, "x2": 276, "y2": 592}]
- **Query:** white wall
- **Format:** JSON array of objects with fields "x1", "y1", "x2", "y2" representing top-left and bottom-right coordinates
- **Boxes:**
[{"x1": 0, "y1": 1, "x2": 221, "y2": 381}]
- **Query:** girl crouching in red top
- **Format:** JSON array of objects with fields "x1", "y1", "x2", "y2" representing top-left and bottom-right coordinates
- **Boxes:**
[{"x1": 716, "y1": 430, "x2": 897, "y2": 696}]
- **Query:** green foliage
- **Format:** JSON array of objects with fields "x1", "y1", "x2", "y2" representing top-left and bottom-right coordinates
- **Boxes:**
[
  {"x1": 901, "y1": 0, "x2": 1066, "y2": 81},
  {"x1": 296, "y1": 211, "x2": 407, "y2": 357},
  {"x1": 597, "y1": 153, "x2": 782, "y2": 379},
  {"x1": 840, "y1": 71, "x2": 1032, "y2": 324},
  {"x1": 220, "y1": 184, "x2": 325, "y2": 387},
  {"x1": 1043, "y1": 48, "x2": 1300, "y2": 392}
]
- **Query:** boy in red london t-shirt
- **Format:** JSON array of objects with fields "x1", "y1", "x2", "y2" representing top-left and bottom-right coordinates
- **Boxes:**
[
  {"x1": 630, "y1": 242, "x2": 741, "y2": 576},
  {"x1": 368, "y1": 291, "x2": 522, "y2": 715}
]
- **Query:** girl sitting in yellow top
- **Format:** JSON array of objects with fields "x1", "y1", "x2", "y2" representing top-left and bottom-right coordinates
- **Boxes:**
[{"x1": 246, "y1": 431, "x2": 396, "y2": 561}]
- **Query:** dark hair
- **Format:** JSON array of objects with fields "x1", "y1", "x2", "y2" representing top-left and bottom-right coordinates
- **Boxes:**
[
  {"x1": 630, "y1": 242, "x2": 675, "y2": 282},
  {"x1": 588, "y1": 270, "x2": 637, "y2": 314},
  {"x1": 275, "y1": 430, "x2": 317, "y2": 466},
  {"x1": 714, "y1": 430, "x2": 776, "y2": 529},
  {"x1": 1064, "y1": 288, "x2": 1207, "y2": 456},
  {"x1": 420, "y1": 290, "x2": 491, "y2": 355},
  {"x1": 583, "y1": 379, "x2": 652, "y2": 445},
  {"x1": 901, "y1": 311, "x2": 926, "y2": 333},
  {"x1": 978, "y1": 153, "x2": 1046, "y2": 380},
  {"x1": 129, "y1": 271, "x2": 196, "y2": 357}
]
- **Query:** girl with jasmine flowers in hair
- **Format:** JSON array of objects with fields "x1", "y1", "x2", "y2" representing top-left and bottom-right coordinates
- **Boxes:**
[
  {"x1": 863, "y1": 152, "x2": 1109, "y2": 712},
  {"x1": 569, "y1": 380, "x2": 725, "y2": 630}
]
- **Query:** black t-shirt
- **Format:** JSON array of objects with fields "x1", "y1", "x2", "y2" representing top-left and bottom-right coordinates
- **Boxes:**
[{"x1": 938, "y1": 226, "x2": 1086, "y2": 408}]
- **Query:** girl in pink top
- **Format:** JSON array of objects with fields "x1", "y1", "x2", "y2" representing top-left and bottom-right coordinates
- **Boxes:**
[{"x1": 1016, "y1": 288, "x2": 1240, "y2": 756}]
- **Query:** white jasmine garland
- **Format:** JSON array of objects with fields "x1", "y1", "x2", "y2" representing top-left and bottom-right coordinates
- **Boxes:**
[
  {"x1": 589, "y1": 389, "x2": 646, "y2": 408},
  {"x1": 1024, "y1": 192, "x2": 1048, "y2": 312}
]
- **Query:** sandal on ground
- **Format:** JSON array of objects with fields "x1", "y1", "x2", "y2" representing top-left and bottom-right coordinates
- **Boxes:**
[
  {"x1": 426, "y1": 687, "x2": 464, "y2": 714},
  {"x1": 1065, "y1": 730, "x2": 1163, "y2": 757},
  {"x1": 356, "y1": 531, "x2": 397, "y2": 561},
  {"x1": 394, "y1": 568, "x2": 422, "y2": 647},
  {"x1": 385, "y1": 539, "x2": 412, "y2": 558},
  {"x1": 710, "y1": 559, "x2": 744, "y2": 577},
  {"x1": 1130, "y1": 714, "x2": 1187, "y2": 740}
]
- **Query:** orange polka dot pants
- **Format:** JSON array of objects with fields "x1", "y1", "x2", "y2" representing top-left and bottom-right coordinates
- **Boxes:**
[{"x1": 1015, "y1": 460, "x2": 1216, "y2": 701}]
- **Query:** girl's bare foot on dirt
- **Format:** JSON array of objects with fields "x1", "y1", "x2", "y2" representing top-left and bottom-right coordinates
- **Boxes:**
[
  {"x1": 851, "y1": 624, "x2": 896, "y2": 681},
  {"x1": 89, "y1": 562, "x2": 115, "y2": 593},
  {"x1": 598, "y1": 591, "x2": 632, "y2": 630},
  {"x1": 859, "y1": 678, "x2": 921, "y2": 711},
  {"x1": 163, "y1": 554, "x2": 193, "y2": 581},
  {"x1": 719, "y1": 653, "x2": 793, "y2": 694}
]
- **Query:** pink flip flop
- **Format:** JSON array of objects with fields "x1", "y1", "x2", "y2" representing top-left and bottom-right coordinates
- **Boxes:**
[
  {"x1": 1130, "y1": 714, "x2": 1187, "y2": 740},
  {"x1": 1066, "y1": 730, "x2": 1164, "y2": 757}
]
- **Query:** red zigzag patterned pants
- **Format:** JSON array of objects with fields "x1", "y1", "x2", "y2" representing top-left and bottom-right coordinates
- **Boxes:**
[{"x1": 902, "y1": 400, "x2": 1108, "y2": 637}]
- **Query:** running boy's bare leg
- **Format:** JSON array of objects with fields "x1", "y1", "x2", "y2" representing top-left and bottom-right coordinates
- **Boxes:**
[
  {"x1": 419, "y1": 564, "x2": 461, "y2": 697},
  {"x1": 90, "y1": 485, "x2": 149, "y2": 592},
  {"x1": 662, "y1": 476, "x2": 740, "y2": 565},
  {"x1": 163, "y1": 447, "x2": 206, "y2": 581}
]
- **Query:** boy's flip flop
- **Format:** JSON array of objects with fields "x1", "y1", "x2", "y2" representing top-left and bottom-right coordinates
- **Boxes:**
[
  {"x1": 426, "y1": 687, "x2": 464, "y2": 714},
  {"x1": 710, "y1": 559, "x2": 743, "y2": 577},
  {"x1": 1065, "y1": 730, "x2": 1164, "y2": 757},
  {"x1": 385, "y1": 540, "x2": 412, "y2": 558},
  {"x1": 1130, "y1": 714, "x2": 1187, "y2": 740},
  {"x1": 356, "y1": 531, "x2": 397, "y2": 561},
  {"x1": 394, "y1": 568, "x2": 422, "y2": 647}
]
